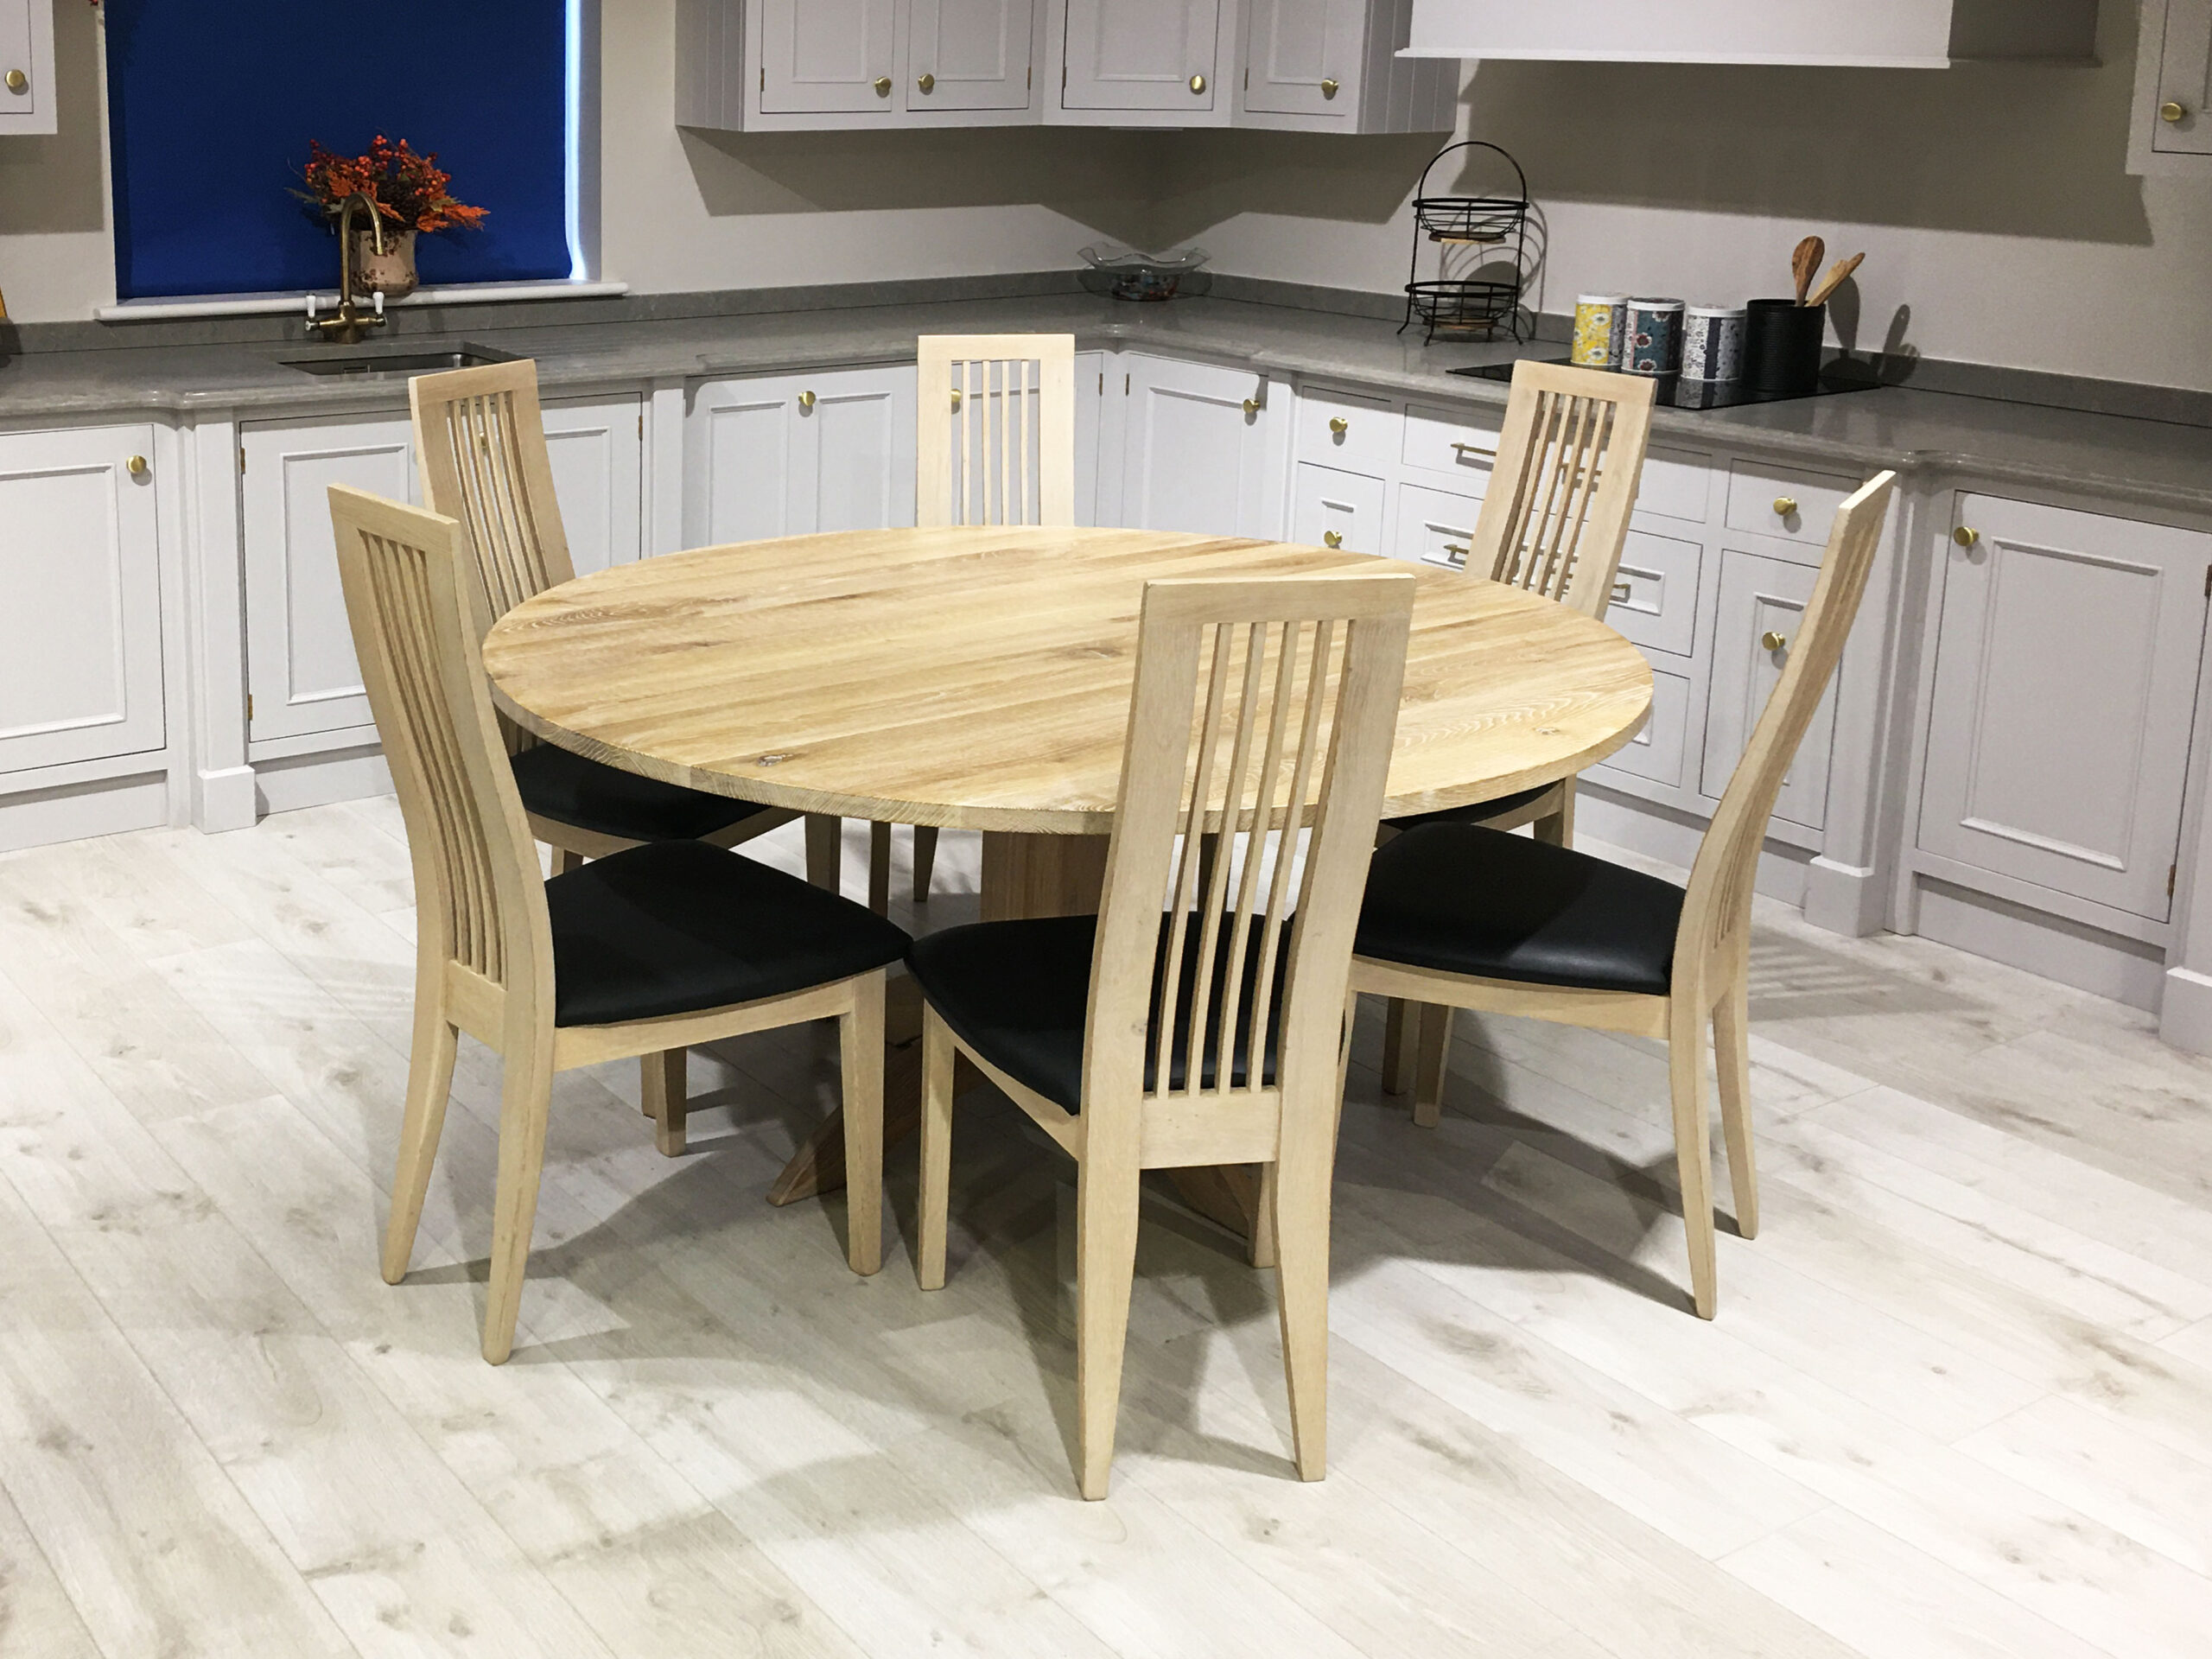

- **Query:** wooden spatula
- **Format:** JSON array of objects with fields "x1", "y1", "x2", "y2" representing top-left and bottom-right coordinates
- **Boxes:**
[
  {"x1": 1805, "y1": 251, "x2": 1866, "y2": 308},
  {"x1": 1791, "y1": 237, "x2": 1825, "y2": 305}
]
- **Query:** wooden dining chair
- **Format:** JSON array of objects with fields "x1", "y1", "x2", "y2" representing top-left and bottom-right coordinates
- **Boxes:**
[
  {"x1": 909, "y1": 568, "x2": 1416, "y2": 1497},
  {"x1": 1379, "y1": 361, "x2": 1657, "y2": 1096},
  {"x1": 895, "y1": 334, "x2": 1081, "y2": 903},
  {"x1": 1351, "y1": 472, "x2": 1896, "y2": 1320},
  {"x1": 328, "y1": 484, "x2": 910, "y2": 1364},
  {"x1": 411, "y1": 358, "x2": 836, "y2": 1143}
]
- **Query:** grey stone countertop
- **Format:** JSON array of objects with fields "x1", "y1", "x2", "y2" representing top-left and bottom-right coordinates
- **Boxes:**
[{"x1": 5, "y1": 290, "x2": 2209, "y2": 516}]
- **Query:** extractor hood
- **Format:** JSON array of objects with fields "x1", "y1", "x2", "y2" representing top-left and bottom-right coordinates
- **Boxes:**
[{"x1": 1402, "y1": 1, "x2": 2100, "y2": 67}]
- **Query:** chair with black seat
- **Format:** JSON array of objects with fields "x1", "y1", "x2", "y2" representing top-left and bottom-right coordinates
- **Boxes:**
[
  {"x1": 910, "y1": 568, "x2": 1415, "y2": 1498},
  {"x1": 1351, "y1": 471, "x2": 1896, "y2": 1321},
  {"x1": 410, "y1": 358, "x2": 839, "y2": 1144},
  {"x1": 1378, "y1": 360, "x2": 1657, "y2": 1102},
  {"x1": 328, "y1": 484, "x2": 910, "y2": 1365}
]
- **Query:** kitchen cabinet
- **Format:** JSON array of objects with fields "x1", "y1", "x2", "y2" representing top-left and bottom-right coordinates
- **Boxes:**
[
  {"x1": 1389, "y1": 480, "x2": 1478, "y2": 569},
  {"x1": 912, "y1": 0, "x2": 1039, "y2": 111},
  {"x1": 1700, "y1": 549, "x2": 1838, "y2": 831},
  {"x1": 0, "y1": 0, "x2": 54, "y2": 138},
  {"x1": 1074, "y1": 349, "x2": 1113, "y2": 525},
  {"x1": 2132, "y1": 0, "x2": 2212, "y2": 171},
  {"x1": 242, "y1": 412, "x2": 416, "y2": 746},
  {"x1": 1050, "y1": 0, "x2": 1231, "y2": 124},
  {"x1": 1236, "y1": 0, "x2": 1455, "y2": 133},
  {"x1": 760, "y1": 0, "x2": 899, "y2": 115},
  {"x1": 0, "y1": 425, "x2": 164, "y2": 774},
  {"x1": 1916, "y1": 494, "x2": 2211, "y2": 923},
  {"x1": 1294, "y1": 462, "x2": 1386, "y2": 555},
  {"x1": 1117, "y1": 354, "x2": 1278, "y2": 538},
  {"x1": 686, "y1": 365, "x2": 918, "y2": 548},
  {"x1": 543, "y1": 395, "x2": 645, "y2": 577}
]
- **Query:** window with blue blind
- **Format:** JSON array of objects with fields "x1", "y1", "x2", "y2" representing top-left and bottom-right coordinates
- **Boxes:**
[{"x1": 105, "y1": 0, "x2": 580, "y2": 301}]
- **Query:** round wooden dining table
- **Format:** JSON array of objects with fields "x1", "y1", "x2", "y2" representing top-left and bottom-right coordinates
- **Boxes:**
[{"x1": 481, "y1": 525, "x2": 1652, "y2": 1221}]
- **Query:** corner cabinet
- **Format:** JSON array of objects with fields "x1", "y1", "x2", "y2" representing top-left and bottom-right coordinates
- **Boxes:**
[
  {"x1": 2131, "y1": 0, "x2": 2212, "y2": 174},
  {"x1": 1236, "y1": 0, "x2": 1458, "y2": 133},
  {"x1": 0, "y1": 0, "x2": 54, "y2": 138},
  {"x1": 1052, "y1": 0, "x2": 1231, "y2": 124}
]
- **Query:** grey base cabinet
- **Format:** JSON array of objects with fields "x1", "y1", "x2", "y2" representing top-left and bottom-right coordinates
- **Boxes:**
[{"x1": 684, "y1": 365, "x2": 918, "y2": 548}]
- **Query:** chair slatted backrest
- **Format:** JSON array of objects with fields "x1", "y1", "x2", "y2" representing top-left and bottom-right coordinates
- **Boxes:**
[
  {"x1": 1679, "y1": 471, "x2": 1897, "y2": 988},
  {"x1": 1467, "y1": 361, "x2": 1656, "y2": 618},
  {"x1": 917, "y1": 334, "x2": 1077, "y2": 529},
  {"x1": 327, "y1": 484, "x2": 551, "y2": 1004},
  {"x1": 410, "y1": 359, "x2": 575, "y2": 631},
  {"x1": 1084, "y1": 572, "x2": 1415, "y2": 1132}
]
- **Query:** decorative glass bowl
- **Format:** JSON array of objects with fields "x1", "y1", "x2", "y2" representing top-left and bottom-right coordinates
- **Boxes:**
[{"x1": 1079, "y1": 244, "x2": 1211, "y2": 302}]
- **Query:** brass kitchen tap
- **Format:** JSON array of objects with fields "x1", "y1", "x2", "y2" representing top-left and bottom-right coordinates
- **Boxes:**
[{"x1": 306, "y1": 193, "x2": 390, "y2": 346}]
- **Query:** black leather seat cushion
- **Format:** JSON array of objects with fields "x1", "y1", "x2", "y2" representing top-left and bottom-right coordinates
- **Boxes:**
[
  {"x1": 906, "y1": 912, "x2": 1294, "y2": 1112},
  {"x1": 548, "y1": 839, "x2": 910, "y2": 1027},
  {"x1": 512, "y1": 743, "x2": 772, "y2": 844},
  {"x1": 1386, "y1": 781, "x2": 1555, "y2": 833},
  {"x1": 1356, "y1": 823, "x2": 1684, "y2": 996}
]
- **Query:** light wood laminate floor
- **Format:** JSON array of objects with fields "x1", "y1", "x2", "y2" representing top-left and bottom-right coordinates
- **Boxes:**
[{"x1": 1, "y1": 801, "x2": 2209, "y2": 1659}]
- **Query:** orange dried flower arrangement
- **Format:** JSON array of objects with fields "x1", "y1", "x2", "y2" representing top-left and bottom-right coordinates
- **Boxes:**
[{"x1": 295, "y1": 135, "x2": 488, "y2": 236}]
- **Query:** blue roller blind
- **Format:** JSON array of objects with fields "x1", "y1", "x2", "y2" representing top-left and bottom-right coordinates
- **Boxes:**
[{"x1": 105, "y1": 0, "x2": 574, "y2": 300}]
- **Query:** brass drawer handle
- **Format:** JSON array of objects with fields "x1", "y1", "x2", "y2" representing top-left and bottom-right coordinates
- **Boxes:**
[
  {"x1": 1190, "y1": 73, "x2": 1207, "y2": 94},
  {"x1": 1320, "y1": 78, "x2": 1339, "y2": 99},
  {"x1": 1443, "y1": 543, "x2": 1470, "y2": 564},
  {"x1": 874, "y1": 76, "x2": 893, "y2": 97},
  {"x1": 918, "y1": 73, "x2": 936, "y2": 94},
  {"x1": 1611, "y1": 582, "x2": 1631, "y2": 602},
  {"x1": 127, "y1": 454, "x2": 149, "y2": 477},
  {"x1": 2162, "y1": 101, "x2": 2188, "y2": 123},
  {"x1": 1952, "y1": 525, "x2": 1980, "y2": 548},
  {"x1": 1761, "y1": 630, "x2": 1789, "y2": 652},
  {"x1": 1329, "y1": 416, "x2": 1349, "y2": 436},
  {"x1": 1323, "y1": 531, "x2": 1344, "y2": 549},
  {"x1": 1449, "y1": 440, "x2": 1491, "y2": 458},
  {"x1": 1772, "y1": 496, "x2": 1798, "y2": 518},
  {"x1": 798, "y1": 391, "x2": 817, "y2": 410}
]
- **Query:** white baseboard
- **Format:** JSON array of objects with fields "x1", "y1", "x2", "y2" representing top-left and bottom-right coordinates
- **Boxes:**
[
  {"x1": 0, "y1": 772, "x2": 169, "y2": 853},
  {"x1": 2159, "y1": 967, "x2": 2212, "y2": 1056},
  {"x1": 1804, "y1": 855, "x2": 1885, "y2": 938},
  {"x1": 1916, "y1": 877, "x2": 2167, "y2": 1012},
  {"x1": 194, "y1": 765, "x2": 259, "y2": 834},
  {"x1": 253, "y1": 746, "x2": 392, "y2": 817}
]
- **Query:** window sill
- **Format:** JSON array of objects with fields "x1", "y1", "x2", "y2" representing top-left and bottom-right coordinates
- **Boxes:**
[{"x1": 93, "y1": 278, "x2": 629, "y2": 323}]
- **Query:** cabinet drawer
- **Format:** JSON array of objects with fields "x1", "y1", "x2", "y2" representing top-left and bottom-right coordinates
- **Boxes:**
[
  {"x1": 1297, "y1": 387, "x2": 1397, "y2": 475},
  {"x1": 1402, "y1": 402, "x2": 1502, "y2": 490},
  {"x1": 1724, "y1": 458, "x2": 1861, "y2": 547},
  {"x1": 1293, "y1": 462, "x2": 1387, "y2": 555},
  {"x1": 1633, "y1": 443, "x2": 1714, "y2": 525},
  {"x1": 1605, "y1": 526, "x2": 1702, "y2": 658},
  {"x1": 1593, "y1": 662, "x2": 1690, "y2": 789},
  {"x1": 1391, "y1": 482, "x2": 1482, "y2": 569}
]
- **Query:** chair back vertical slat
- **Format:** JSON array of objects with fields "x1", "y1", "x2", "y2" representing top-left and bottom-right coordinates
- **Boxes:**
[
  {"x1": 1466, "y1": 361, "x2": 1656, "y2": 619},
  {"x1": 327, "y1": 486, "x2": 554, "y2": 1006},
  {"x1": 1090, "y1": 574, "x2": 1414, "y2": 1124},
  {"x1": 1677, "y1": 472, "x2": 1897, "y2": 989},
  {"x1": 918, "y1": 334, "x2": 1077, "y2": 528}
]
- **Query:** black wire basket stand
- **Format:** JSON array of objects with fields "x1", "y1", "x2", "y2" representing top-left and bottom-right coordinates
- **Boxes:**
[{"x1": 1401, "y1": 140, "x2": 1530, "y2": 344}]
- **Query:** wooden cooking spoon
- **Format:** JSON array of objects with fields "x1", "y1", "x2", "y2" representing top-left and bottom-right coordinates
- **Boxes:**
[
  {"x1": 1805, "y1": 251, "x2": 1866, "y2": 308},
  {"x1": 1791, "y1": 236, "x2": 1825, "y2": 305}
]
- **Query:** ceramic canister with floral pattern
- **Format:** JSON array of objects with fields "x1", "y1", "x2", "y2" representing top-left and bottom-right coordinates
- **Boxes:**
[
  {"x1": 1572, "y1": 294, "x2": 1626, "y2": 367},
  {"x1": 1681, "y1": 304, "x2": 1746, "y2": 382},
  {"x1": 1622, "y1": 297, "x2": 1685, "y2": 375}
]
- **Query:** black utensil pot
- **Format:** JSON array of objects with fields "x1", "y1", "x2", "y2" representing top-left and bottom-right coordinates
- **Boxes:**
[{"x1": 1743, "y1": 300, "x2": 1826, "y2": 396}]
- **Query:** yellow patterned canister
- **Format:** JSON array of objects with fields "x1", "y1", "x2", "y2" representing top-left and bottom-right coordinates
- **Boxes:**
[{"x1": 1573, "y1": 294, "x2": 1626, "y2": 366}]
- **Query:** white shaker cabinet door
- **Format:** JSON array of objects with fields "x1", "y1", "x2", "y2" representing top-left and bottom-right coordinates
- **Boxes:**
[
  {"x1": 1242, "y1": 0, "x2": 1361, "y2": 118},
  {"x1": 1917, "y1": 495, "x2": 2210, "y2": 922},
  {"x1": 543, "y1": 396, "x2": 644, "y2": 577},
  {"x1": 1062, "y1": 0, "x2": 1224, "y2": 115},
  {"x1": 2152, "y1": 0, "x2": 2212, "y2": 156},
  {"x1": 690, "y1": 378, "x2": 798, "y2": 548},
  {"x1": 243, "y1": 413, "x2": 416, "y2": 745},
  {"x1": 805, "y1": 365, "x2": 918, "y2": 533},
  {"x1": 0, "y1": 0, "x2": 54, "y2": 137},
  {"x1": 1294, "y1": 462, "x2": 1386, "y2": 555},
  {"x1": 910, "y1": 0, "x2": 1035, "y2": 111},
  {"x1": 758, "y1": 0, "x2": 898, "y2": 114},
  {"x1": 1117, "y1": 354, "x2": 1276, "y2": 539},
  {"x1": 1700, "y1": 548, "x2": 1838, "y2": 832},
  {"x1": 687, "y1": 365, "x2": 917, "y2": 549},
  {"x1": 0, "y1": 425, "x2": 164, "y2": 774}
]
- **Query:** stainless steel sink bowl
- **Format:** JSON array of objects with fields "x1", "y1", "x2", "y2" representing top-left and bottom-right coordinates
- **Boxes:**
[{"x1": 279, "y1": 345, "x2": 518, "y2": 378}]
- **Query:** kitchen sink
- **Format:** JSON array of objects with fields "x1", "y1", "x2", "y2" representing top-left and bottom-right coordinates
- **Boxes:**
[{"x1": 279, "y1": 344, "x2": 518, "y2": 378}]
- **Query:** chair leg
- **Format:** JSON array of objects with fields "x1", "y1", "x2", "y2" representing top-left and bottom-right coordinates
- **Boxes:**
[
  {"x1": 641, "y1": 1049, "x2": 688, "y2": 1157},
  {"x1": 868, "y1": 822, "x2": 893, "y2": 917},
  {"x1": 383, "y1": 988, "x2": 459, "y2": 1286},
  {"x1": 1667, "y1": 997, "x2": 1719, "y2": 1320},
  {"x1": 1074, "y1": 1153, "x2": 1142, "y2": 1501},
  {"x1": 804, "y1": 814, "x2": 842, "y2": 893},
  {"x1": 1713, "y1": 976, "x2": 1759, "y2": 1241},
  {"x1": 1381, "y1": 998, "x2": 1414, "y2": 1095},
  {"x1": 912, "y1": 825, "x2": 940, "y2": 902},
  {"x1": 1412, "y1": 1003, "x2": 1452, "y2": 1128},
  {"x1": 918, "y1": 1005, "x2": 957, "y2": 1291},
  {"x1": 1272, "y1": 1126, "x2": 1333, "y2": 1483},
  {"x1": 482, "y1": 1033, "x2": 556, "y2": 1365},
  {"x1": 1249, "y1": 1164, "x2": 1279, "y2": 1269},
  {"x1": 840, "y1": 972, "x2": 886, "y2": 1277}
]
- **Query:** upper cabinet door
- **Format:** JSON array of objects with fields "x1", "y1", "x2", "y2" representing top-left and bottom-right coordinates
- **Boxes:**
[
  {"x1": 2153, "y1": 0, "x2": 2212, "y2": 156},
  {"x1": 1242, "y1": 0, "x2": 1360, "y2": 118},
  {"x1": 911, "y1": 0, "x2": 1034, "y2": 111},
  {"x1": 759, "y1": 0, "x2": 899, "y2": 114},
  {"x1": 1063, "y1": 0, "x2": 1224, "y2": 114}
]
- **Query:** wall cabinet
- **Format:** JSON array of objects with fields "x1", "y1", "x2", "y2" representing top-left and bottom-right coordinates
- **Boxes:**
[
  {"x1": 2133, "y1": 0, "x2": 2212, "y2": 172},
  {"x1": 0, "y1": 425, "x2": 164, "y2": 774},
  {"x1": 1916, "y1": 494, "x2": 2211, "y2": 922},
  {"x1": 1054, "y1": 0, "x2": 1230, "y2": 123},
  {"x1": 686, "y1": 365, "x2": 918, "y2": 548},
  {"x1": 1117, "y1": 354, "x2": 1278, "y2": 538},
  {"x1": 0, "y1": 0, "x2": 54, "y2": 138},
  {"x1": 912, "y1": 0, "x2": 1040, "y2": 110},
  {"x1": 1236, "y1": 0, "x2": 1456, "y2": 133}
]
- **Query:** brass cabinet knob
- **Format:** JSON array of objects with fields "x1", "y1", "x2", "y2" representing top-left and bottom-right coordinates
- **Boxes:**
[
  {"x1": 798, "y1": 391, "x2": 817, "y2": 410},
  {"x1": 1761, "y1": 630, "x2": 1789, "y2": 652},
  {"x1": 873, "y1": 76, "x2": 892, "y2": 97},
  {"x1": 1242, "y1": 397, "x2": 1260, "y2": 416},
  {"x1": 1323, "y1": 530, "x2": 1344, "y2": 549},
  {"x1": 3, "y1": 70, "x2": 25, "y2": 94},
  {"x1": 2162, "y1": 101, "x2": 2188, "y2": 123},
  {"x1": 1952, "y1": 525, "x2": 1980, "y2": 548},
  {"x1": 1320, "y1": 78, "x2": 1339, "y2": 99},
  {"x1": 1329, "y1": 416, "x2": 1349, "y2": 436},
  {"x1": 1772, "y1": 495, "x2": 1798, "y2": 518},
  {"x1": 1189, "y1": 73, "x2": 1207, "y2": 94},
  {"x1": 950, "y1": 389, "x2": 962, "y2": 410},
  {"x1": 126, "y1": 454, "x2": 149, "y2": 477},
  {"x1": 918, "y1": 73, "x2": 936, "y2": 94}
]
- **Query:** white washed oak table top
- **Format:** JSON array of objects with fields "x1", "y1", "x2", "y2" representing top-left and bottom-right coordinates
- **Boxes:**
[{"x1": 480, "y1": 525, "x2": 1653, "y2": 832}]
